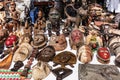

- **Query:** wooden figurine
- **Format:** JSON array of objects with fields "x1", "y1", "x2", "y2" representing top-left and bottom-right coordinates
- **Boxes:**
[
  {"x1": 0, "y1": 29, "x2": 8, "y2": 53},
  {"x1": 48, "y1": 8, "x2": 61, "y2": 36},
  {"x1": 64, "y1": 3, "x2": 81, "y2": 28},
  {"x1": 23, "y1": 19, "x2": 32, "y2": 36},
  {"x1": 34, "y1": 9, "x2": 46, "y2": 35},
  {"x1": 5, "y1": 1, "x2": 20, "y2": 33}
]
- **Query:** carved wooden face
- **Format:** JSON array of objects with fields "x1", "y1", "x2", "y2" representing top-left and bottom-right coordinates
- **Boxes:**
[
  {"x1": 77, "y1": 45, "x2": 92, "y2": 63},
  {"x1": 49, "y1": 8, "x2": 60, "y2": 23},
  {"x1": 58, "y1": 53, "x2": 71, "y2": 63},
  {"x1": 33, "y1": 34, "x2": 45, "y2": 45},
  {"x1": 71, "y1": 29, "x2": 83, "y2": 44},
  {"x1": 13, "y1": 43, "x2": 33, "y2": 62},
  {"x1": 53, "y1": 51, "x2": 76, "y2": 67},
  {"x1": 97, "y1": 47, "x2": 110, "y2": 60},
  {"x1": 49, "y1": 34, "x2": 67, "y2": 51},
  {"x1": 38, "y1": 10, "x2": 43, "y2": 19},
  {"x1": 37, "y1": 46, "x2": 55, "y2": 62},
  {"x1": 9, "y1": 1, "x2": 16, "y2": 11},
  {"x1": 89, "y1": 4, "x2": 102, "y2": 16}
]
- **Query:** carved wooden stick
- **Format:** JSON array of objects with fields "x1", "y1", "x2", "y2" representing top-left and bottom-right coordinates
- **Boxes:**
[{"x1": 20, "y1": 48, "x2": 38, "y2": 78}]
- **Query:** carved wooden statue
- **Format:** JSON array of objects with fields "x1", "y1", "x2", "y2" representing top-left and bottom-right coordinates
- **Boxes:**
[
  {"x1": 23, "y1": 19, "x2": 32, "y2": 36},
  {"x1": 48, "y1": 8, "x2": 61, "y2": 36},
  {"x1": 34, "y1": 9, "x2": 46, "y2": 35},
  {"x1": 5, "y1": 1, "x2": 20, "y2": 33}
]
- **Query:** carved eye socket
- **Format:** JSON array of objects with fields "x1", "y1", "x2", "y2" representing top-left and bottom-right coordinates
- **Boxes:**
[
  {"x1": 51, "y1": 36, "x2": 56, "y2": 41},
  {"x1": 19, "y1": 47, "x2": 28, "y2": 55},
  {"x1": 56, "y1": 41, "x2": 58, "y2": 43}
]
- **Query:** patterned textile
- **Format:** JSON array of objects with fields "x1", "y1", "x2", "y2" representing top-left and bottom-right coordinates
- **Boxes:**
[{"x1": 0, "y1": 69, "x2": 32, "y2": 80}]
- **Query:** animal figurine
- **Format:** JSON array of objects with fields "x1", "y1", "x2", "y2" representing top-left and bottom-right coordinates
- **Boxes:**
[
  {"x1": 49, "y1": 34, "x2": 67, "y2": 51},
  {"x1": 64, "y1": 3, "x2": 81, "y2": 28},
  {"x1": 77, "y1": 45, "x2": 93, "y2": 63},
  {"x1": 64, "y1": 2, "x2": 88, "y2": 28}
]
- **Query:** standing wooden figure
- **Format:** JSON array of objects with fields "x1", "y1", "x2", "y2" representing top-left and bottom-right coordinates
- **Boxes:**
[
  {"x1": 48, "y1": 8, "x2": 61, "y2": 36},
  {"x1": 34, "y1": 9, "x2": 46, "y2": 34},
  {"x1": 5, "y1": 1, "x2": 20, "y2": 33}
]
